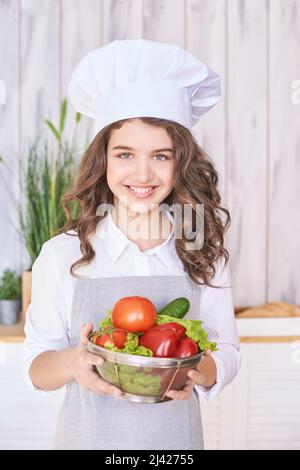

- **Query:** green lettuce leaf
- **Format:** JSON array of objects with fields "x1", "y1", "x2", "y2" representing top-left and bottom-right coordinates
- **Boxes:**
[
  {"x1": 156, "y1": 314, "x2": 218, "y2": 352},
  {"x1": 99, "y1": 309, "x2": 113, "y2": 328},
  {"x1": 97, "y1": 319, "x2": 153, "y2": 357},
  {"x1": 100, "y1": 361, "x2": 162, "y2": 395}
]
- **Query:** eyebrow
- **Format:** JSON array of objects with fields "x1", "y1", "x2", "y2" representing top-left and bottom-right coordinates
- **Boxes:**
[{"x1": 112, "y1": 145, "x2": 173, "y2": 153}]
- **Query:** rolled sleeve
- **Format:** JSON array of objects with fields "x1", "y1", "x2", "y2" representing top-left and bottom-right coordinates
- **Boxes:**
[
  {"x1": 22, "y1": 241, "x2": 70, "y2": 395},
  {"x1": 194, "y1": 258, "x2": 242, "y2": 401}
]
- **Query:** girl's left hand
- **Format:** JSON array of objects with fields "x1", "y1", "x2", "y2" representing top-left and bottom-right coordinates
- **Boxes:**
[{"x1": 165, "y1": 349, "x2": 217, "y2": 400}]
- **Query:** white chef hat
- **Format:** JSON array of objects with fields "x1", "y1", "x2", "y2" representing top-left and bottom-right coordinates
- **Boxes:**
[{"x1": 67, "y1": 38, "x2": 221, "y2": 138}]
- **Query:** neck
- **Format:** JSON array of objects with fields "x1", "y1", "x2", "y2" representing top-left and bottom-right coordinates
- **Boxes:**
[{"x1": 111, "y1": 201, "x2": 173, "y2": 251}]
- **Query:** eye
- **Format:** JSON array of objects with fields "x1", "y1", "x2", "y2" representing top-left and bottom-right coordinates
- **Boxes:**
[
  {"x1": 118, "y1": 153, "x2": 132, "y2": 159},
  {"x1": 154, "y1": 154, "x2": 168, "y2": 161}
]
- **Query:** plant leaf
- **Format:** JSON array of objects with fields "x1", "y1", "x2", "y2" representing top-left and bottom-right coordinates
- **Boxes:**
[
  {"x1": 59, "y1": 98, "x2": 68, "y2": 133},
  {"x1": 44, "y1": 119, "x2": 61, "y2": 142}
]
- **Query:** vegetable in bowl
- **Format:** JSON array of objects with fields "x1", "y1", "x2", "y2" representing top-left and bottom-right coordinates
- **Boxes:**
[
  {"x1": 87, "y1": 295, "x2": 217, "y2": 401},
  {"x1": 89, "y1": 295, "x2": 217, "y2": 357}
]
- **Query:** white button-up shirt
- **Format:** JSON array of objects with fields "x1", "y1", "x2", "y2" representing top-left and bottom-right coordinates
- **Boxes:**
[{"x1": 23, "y1": 209, "x2": 242, "y2": 401}]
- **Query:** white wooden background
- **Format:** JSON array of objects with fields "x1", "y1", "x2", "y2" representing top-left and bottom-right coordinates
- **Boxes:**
[{"x1": 0, "y1": 0, "x2": 300, "y2": 307}]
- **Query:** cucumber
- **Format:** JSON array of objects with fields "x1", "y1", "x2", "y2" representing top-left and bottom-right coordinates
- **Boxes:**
[{"x1": 157, "y1": 297, "x2": 190, "y2": 319}]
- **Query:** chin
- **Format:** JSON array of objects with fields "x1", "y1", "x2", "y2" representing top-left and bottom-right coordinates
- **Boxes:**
[{"x1": 127, "y1": 204, "x2": 151, "y2": 216}]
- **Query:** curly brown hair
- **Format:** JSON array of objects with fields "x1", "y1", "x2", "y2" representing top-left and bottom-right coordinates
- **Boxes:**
[{"x1": 58, "y1": 117, "x2": 231, "y2": 288}]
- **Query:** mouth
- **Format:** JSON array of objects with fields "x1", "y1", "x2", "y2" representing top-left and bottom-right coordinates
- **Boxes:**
[{"x1": 123, "y1": 185, "x2": 158, "y2": 199}]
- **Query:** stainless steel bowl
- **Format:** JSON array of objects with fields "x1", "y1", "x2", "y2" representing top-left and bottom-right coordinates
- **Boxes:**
[{"x1": 87, "y1": 339, "x2": 204, "y2": 403}]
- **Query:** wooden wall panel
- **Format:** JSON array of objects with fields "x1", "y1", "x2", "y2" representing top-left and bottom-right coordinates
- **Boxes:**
[
  {"x1": 226, "y1": 0, "x2": 268, "y2": 306},
  {"x1": 60, "y1": 0, "x2": 103, "y2": 152},
  {"x1": 0, "y1": 0, "x2": 299, "y2": 305},
  {"x1": 186, "y1": 0, "x2": 227, "y2": 203},
  {"x1": 20, "y1": 0, "x2": 60, "y2": 143},
  {"x1": 0, "y1": 0, "x2": 22, "y2": 274},
  {"x1": 18, "y1": 0, "x2": 60, "y2": 270},
  {"x1": 143, "y1": 0, "x2": 185, "y2": 46},
  {"x1": 102, "y1": 0, "x2": 143, "y2": 41},
  {"x1": 268, "y1": 0, "x2": 300, "y2": 304}
]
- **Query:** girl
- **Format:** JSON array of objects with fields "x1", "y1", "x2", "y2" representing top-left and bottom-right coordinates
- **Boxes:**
[{"x1": 23, "y1": 39, "x2": 241, "y2": 450}]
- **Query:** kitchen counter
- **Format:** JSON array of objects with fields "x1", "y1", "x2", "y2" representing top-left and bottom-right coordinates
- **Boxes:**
[{"x1": 0, "y1": 320, "x2": 25, "y2": 342}]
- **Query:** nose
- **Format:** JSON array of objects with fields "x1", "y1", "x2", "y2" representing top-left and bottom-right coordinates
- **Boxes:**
[{"x1": 131, "y1": 158, "x2": 154, "y2": 184}]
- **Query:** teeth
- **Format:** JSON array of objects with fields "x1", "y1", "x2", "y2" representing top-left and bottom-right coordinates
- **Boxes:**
[{"x1": 128, "y1": 186, "x2": 154, "y2": 194}]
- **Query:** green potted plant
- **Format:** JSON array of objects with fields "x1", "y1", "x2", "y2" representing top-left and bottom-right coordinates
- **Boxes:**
[
  {"x1": 1, "y1": 98, "x2": 86, "y2": 317},
  {"x1": 0, "y1": 269, "x2": 22, "y2": 325},
  {"x1": 20, "y1": 98, "x2": 83, "y2": 269}
]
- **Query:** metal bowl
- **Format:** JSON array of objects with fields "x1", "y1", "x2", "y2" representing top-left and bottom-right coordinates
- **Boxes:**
[{"x1": 87, "y1": 339, "x2": 204, "y2": 403}]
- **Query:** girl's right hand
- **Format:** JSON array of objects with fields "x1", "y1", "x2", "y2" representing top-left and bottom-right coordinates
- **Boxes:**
[{"x1": 69, "y1": 323, "x2": 123, "y2": 398}]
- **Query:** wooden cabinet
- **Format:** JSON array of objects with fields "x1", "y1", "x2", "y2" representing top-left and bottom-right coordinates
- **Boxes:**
[
  {"x1": 0, "y1": 343, "x2": 64, "y2": 450},
  {"x1": 200, "y1": 318, "x2": 300, "y2": 450}
]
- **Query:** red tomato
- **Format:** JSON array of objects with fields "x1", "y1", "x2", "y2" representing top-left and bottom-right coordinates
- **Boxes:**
[
  {"x1": 95, "y1": 333, "x2": 113, "y2": 348},
  {"x1": 140, "y1": 329, "x2": 180, "y2": 358},
  {"x1": 111, "y1": 329, "x2": 128, "y2": 348},
  {"x1": 174, "y1": 337, "x2": 199, "y2": 358},
  {"x1": 147, "y1": 322, "x2": 186, "y2": 338},
  {"x1": 95, "y1": 328, "x2": 128, "y2": 349},
  {"x1": 111, "y1": 296, "x2": 157, "y2": 332}
]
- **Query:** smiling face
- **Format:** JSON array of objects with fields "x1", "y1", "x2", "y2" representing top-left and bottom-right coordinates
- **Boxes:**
[{"x1": 106, "y1": 119, "x2": 176, "y2": 216}]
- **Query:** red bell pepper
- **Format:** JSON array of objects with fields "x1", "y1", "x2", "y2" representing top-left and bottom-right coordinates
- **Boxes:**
[
  {"x1": 174, "y1": 337, "x2": 199, "y2": 358},
  {"x1": 139, "y1": 328, "x2": 180, "y2": 358},
  {"x1": 147, "y1": 322, "x2": 186, "y2": 338},
  {"x1": 139, "y1": 323, "x2": 199, "y2": 358}
]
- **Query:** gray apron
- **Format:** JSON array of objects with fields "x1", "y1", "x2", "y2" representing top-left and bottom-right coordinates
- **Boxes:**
[{"x1": 54, "y1": 274, "x2": 204, "y2": 450}]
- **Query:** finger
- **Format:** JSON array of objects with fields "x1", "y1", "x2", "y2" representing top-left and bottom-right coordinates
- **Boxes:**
[
  {"x1": 187, "y1": 369, "x2": 206, "y2": 385},
  {"x1": 165, "y1": 388, "x2": 191, "y2": 400},
  {"x1": 165, "y1": 379, "x2": 194, "y2": 400},
  {"x1": 184, "y1": 378, "x2": 195, "y2": 387},
  {"x1": 182, "y1": 381, "x2": 194, "y2": 391},
  {"x1": 91, "y1": 375, "x2": 123, "y2": 397},
  {"x1": 177, "y1": 379, "x2": 194, "y2": 391},
  {"x1": 80, "y1": 323, "x2": 94, "y2": 345},
  {"x1": 77, "y1": 368, "x2": 104, "y2": 392},
  {"x1": 82, "y1": 350, "x2": 104, "y2": 366},
  {"x1": 80, "y1": 369, "x2": 122, "y2": 397},
  {"x1": 204, "y1": 349, "x2": 212, "y2": 356}
]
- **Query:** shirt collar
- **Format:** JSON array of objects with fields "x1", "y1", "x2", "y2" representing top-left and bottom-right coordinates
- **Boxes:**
[{"x1": 95, "y1": 208, "x2": 176, "y2": 266}]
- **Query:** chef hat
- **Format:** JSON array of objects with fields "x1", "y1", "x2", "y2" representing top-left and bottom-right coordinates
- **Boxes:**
[{"x1": 67, "y1": 38, "x2": 221, "y2": 138}]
